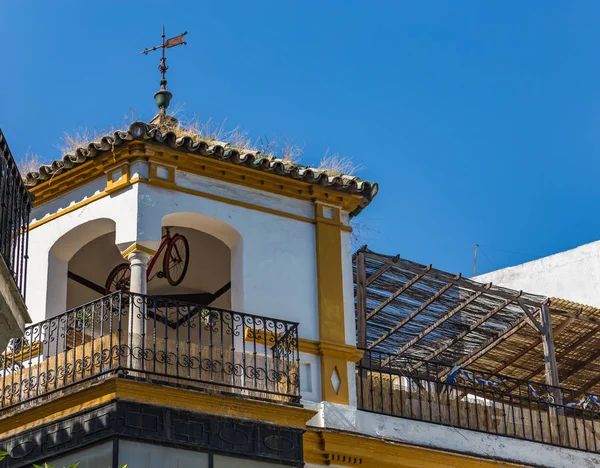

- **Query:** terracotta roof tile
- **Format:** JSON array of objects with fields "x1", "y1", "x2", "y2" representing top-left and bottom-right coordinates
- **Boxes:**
[{"x1": 25, "y1": 122, "x2": 378, "y2": 215}]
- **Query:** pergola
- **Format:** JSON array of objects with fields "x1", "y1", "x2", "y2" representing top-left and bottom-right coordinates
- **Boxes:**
[{"x1": 354, "y1": 247, "x2": 600, "y2": 396}]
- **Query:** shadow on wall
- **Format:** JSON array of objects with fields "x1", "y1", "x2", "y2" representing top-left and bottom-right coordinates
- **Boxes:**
[{"x1": 67, "y1": 227, "x2": 232, "y2": 311}]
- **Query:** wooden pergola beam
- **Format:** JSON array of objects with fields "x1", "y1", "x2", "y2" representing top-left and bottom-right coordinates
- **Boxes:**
[
  {"x1": 363, "y1": 251, "x2": 544, "y2": 309},
  {"x1": 356, "y1": 251, "x2": 368, "y2": 349},
  {"x1": 575, "y1": 373, "x2": 600, "y2": 396},
  {"x1": 368, "y1": 276, "x2": 459, "y2": 350},
  {"x1": 408, "y1": 297, "x2": 515, "y2": 373},
  {"x1": 366, "y1": 254, "x2": 400, "y2": 287},
  {"x1": 517, "y1": 298, "x2": 544, "y2": 334},
  {"x1": 517, "y1": 325, "x2": 599, "y2": 383},
  {"x1": 548, "y1": 308, "x2": 600, "y2": 326},
  {"x1": 490, "y1": 317, "x2": 573, "y2": 375},
  {"x1": 540, "y1": 304, "x2": 561, "y2": 401},
  {"x1": 438, "y1": 313, "x2": 537, "y2": 379},
  {"x1": 381, "y1": 287, "x2": 490, "y2": 367},
  {"x1": 558, "y1": 347, "x2": 600, "y2": 382},
  {"x1": 365, "y1": 265, "x2": 432, "y2": 321}
]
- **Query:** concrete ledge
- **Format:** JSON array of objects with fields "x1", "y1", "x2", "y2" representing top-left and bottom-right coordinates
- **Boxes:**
[
  {"x1": 0, "y1": 255, "x2": 31, "y2": 349},
  {"x1": 307, "y1": 402, "x2": 600, "y2": 468}
]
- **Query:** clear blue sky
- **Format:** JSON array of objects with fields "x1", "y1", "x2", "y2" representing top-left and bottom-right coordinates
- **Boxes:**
[{"x1": 2, "y1": 1, "x2": 600, "y2": 276}]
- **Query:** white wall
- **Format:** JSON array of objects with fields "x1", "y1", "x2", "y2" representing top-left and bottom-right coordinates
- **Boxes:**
[
  {"x1": 308, "y1": 402, "x2": 600, "y2": 468},
  {"x1": 474, "y1": 239, "x2": 600, "y2": 307},
  {"x1": 27, "y1": 185, "x2": 139, "y2": 322},
  {"x1": 27, "y1": 168, "x2": 320, "y2": 342},
  {"x1": 136, "y1": 181, "x2": 319, "y2": 340}
]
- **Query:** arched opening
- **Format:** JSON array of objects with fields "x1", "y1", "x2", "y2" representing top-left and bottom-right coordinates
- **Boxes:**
[
  {"x1": 62, "y1": 213, "x2": 240, "y2": 312},
  {"x1": 159, "y1": 212, "x2": 243, "y2": 311},
  {"x1": 46, "y1": 218, "x2": 117, "y2": 319},
  {"x1": 13, "y1": 214, "x2": 297, "y2": 405}
]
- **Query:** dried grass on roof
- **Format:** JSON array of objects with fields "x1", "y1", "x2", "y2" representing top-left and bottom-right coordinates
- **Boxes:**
[{"x1": 40, "y1": 114, "x2": 359, "y2": 180}]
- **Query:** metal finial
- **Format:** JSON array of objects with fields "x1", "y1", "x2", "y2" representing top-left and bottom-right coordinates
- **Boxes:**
[{"x1": 141, "y1": 25, "x2": 188, "y2": 112}]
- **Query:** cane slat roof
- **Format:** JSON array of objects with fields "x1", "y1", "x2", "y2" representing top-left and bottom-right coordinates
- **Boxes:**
[{"x1": 355, "y1": 247, "x2": 600, "y2": 393}]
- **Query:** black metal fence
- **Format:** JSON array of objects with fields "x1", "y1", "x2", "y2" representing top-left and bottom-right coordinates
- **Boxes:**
[
  {"x1": 357, "y1": 349, "x2": 600, "y2": 453},
  {"x1": 0, "y1": 130, "x2": 32, "y2": 299},
  {"x1": 0, "y1": 292, "x2": 301, "y2": 408}
]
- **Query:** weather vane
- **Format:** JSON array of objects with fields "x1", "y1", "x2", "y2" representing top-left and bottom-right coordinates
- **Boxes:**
[{"x1": 141, "y1": 25, "x2": 187, "y2": 113}]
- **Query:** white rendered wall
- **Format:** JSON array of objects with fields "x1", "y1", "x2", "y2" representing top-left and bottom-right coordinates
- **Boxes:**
[
  {"x1": 136, "y1": 181, "x2": 319, "y2": 340},
  {"x1": 474, "y1": 239, "x2": 600, "y2": 307},
  {"x1": 27, "y1": 185, "x2": 139, "y2": 322},
  {"x1": 26, "y1": 170, "x2": 320, "y2": 342},
  {"x1": 308, "y1": 402, "x2": 600, "y2": 468}
]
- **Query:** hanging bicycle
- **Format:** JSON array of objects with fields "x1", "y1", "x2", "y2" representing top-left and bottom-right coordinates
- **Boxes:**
[{"x1": 105, "y1": 227, "x2": 190, "y2": 294}]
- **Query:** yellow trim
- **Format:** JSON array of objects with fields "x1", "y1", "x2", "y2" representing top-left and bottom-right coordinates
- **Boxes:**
[
  {"x1": 0, "y1": 341, "x2": 43, "y2": 364},
  {"x1": 146, "y1": 177, "x2": 317, "y2": 226},
  {"x1": 315, "y1": 203, "x2": 352, "y2": 404},
  {"x1": 105, "y1": 161, "x2": 130, "y2": 194},
  {"x1": 29, "y1": 190, "x2": 112, "y2": 230},
  {"x1": 29, "y1": 176, "x2": 348, "y2": 232},
  {"x1": 298, "y1": 338, "x2": 364, "y2": 362},
  {"x1": 303, "y1": 430, "x2": 522, "y2": 468},
  {"x1": 28, "y1": 142, "x2": 364, "y2": 213},
  {"x1": 0, "y1": 377, "x2": 316, "y2": 439},
  {"x1": 298, "y1": 338, "x2": 320, "y2": 355},
  {"x1": 121, "y1": 243, "x2": 157, "y2": 258},
  {"x1": 148, "y1": 159, "x2": 176, "y2": 185},
  {"x1": 244, "y1": 328, "x2": 277, "y2": 346}
]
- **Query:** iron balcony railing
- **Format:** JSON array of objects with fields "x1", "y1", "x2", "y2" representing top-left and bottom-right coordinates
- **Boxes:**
[
  {"x1": 0, "y1": 292, "x2": 301, "y2": 408},
  {"x1": 0, "y1": 130, "x2": 32, "y2": 299},
  {"x1": 357, "y1": 349, "x2": 600, "y2": 454}
]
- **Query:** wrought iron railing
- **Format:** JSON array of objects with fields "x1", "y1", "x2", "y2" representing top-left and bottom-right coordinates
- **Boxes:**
[
  {"x1": 357, "y1": 349, "x2": 600, "y2": 453},
  {"x1": 0, "y1": 130, "x2": 32, "y2": 299},
  {"x1": 0, "y1": 292, "x2": 300, "y2": 408}
]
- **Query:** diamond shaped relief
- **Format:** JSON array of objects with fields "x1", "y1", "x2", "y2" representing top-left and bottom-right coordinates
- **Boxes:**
[{"x1": 331, "y1": 367, "x2": 341, "y2": 394}]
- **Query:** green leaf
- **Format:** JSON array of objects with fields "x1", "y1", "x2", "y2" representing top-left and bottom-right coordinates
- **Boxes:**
[
  {"x1": 119, "y1": 465, "x2": 128, "y2": 468},
  {"x1": 67, "y1": 464, "x2": 80, "y2": 468},
  {"x1": 0, "y1": 451, "x2": 8, "y2": 461}
]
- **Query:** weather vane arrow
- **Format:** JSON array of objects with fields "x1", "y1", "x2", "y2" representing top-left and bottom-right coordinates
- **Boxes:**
[{"x1": 141, "y1": 25, "x2": 188, "y2": 113}]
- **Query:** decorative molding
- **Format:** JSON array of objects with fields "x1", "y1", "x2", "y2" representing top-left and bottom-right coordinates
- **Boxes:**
[
  {"x1": 148, "y1": 159, "x2": 176, "y2": 185},
  {"x1": 28, "y1": 174, "x2": 347, "y2": 232},
  {"x1": 298, "y1": 338, "x2": 320, "y2": 355},
  {"x1": 105, "y1": 161, "x2": 130, "y2": 194},
  {"x1": 29, "y1": 142, "x2": 364, "y2": 213},
  {"x1": 146, "y1": 177, "x2": 317, "y2": 226},
  {"x1": 0, "y1": 400, "x2": 304, "y2": 468},
  {"x1": 303, "y1": 430, "x2": 522, "y2": 468},
  {"x1": 29, "y1": 190, "x2": 111, "y2": 231},
  {"x1": 315, "y1": 203, "x2": 352, "y2": 404},
  {"x1": 298, "y1": 338, "x2": 364, "y2": 362},
  {"x1": 120, "y1": 243, "x2": 157, "y2": 259},
  {"x1": 0, "y1": 377, "x2": 316, "y2": 440}
]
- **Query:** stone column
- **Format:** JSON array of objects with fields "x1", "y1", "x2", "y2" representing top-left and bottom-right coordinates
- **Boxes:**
[{"x1": 126, "y1": 250, "x2": 152, "y2": 370}]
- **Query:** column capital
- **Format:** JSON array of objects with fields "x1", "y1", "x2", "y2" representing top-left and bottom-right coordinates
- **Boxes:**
[
  {"x1": 121, "y1": 243, "x2": 157, "y2": 260},
  {"x1": 126, "y1": 249, "x2": 153, "y2": 267}
]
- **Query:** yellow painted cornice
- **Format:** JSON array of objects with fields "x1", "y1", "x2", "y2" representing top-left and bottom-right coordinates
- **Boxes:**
[
  {"x1": 298, "y1": 338, "x2": 364, "y2": 362},
  {"x1": 298, "y1": 338, "x2": 321, "y2": 355},
  {"x1": 303, "y1": 430, "x2": 523, "y2": 468},
  {"x1": 28, "y1": 141, "x2": 364, "y2": 213},
  {"x1": 121, "y1": 243, "x2": 158, "y2": 258},
  {"x1": 29, "y1": 176, "x2": 352, "y2": 233},
  {"x1": 0, "y1": 377, "x2": 316, "y2": 439}
]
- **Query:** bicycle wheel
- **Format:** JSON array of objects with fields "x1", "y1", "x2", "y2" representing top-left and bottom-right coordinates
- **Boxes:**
[
  {"x1": 164, "y1": 234, "x2": 190, "y2": 286},
  {"x1": 105, "y1": 263, "x2": 131, "y2": 294}
]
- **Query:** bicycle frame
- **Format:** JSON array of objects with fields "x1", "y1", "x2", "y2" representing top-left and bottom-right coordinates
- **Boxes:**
[{"x1": 146, "y1": 228, "x2": 172, "y2": 281}]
